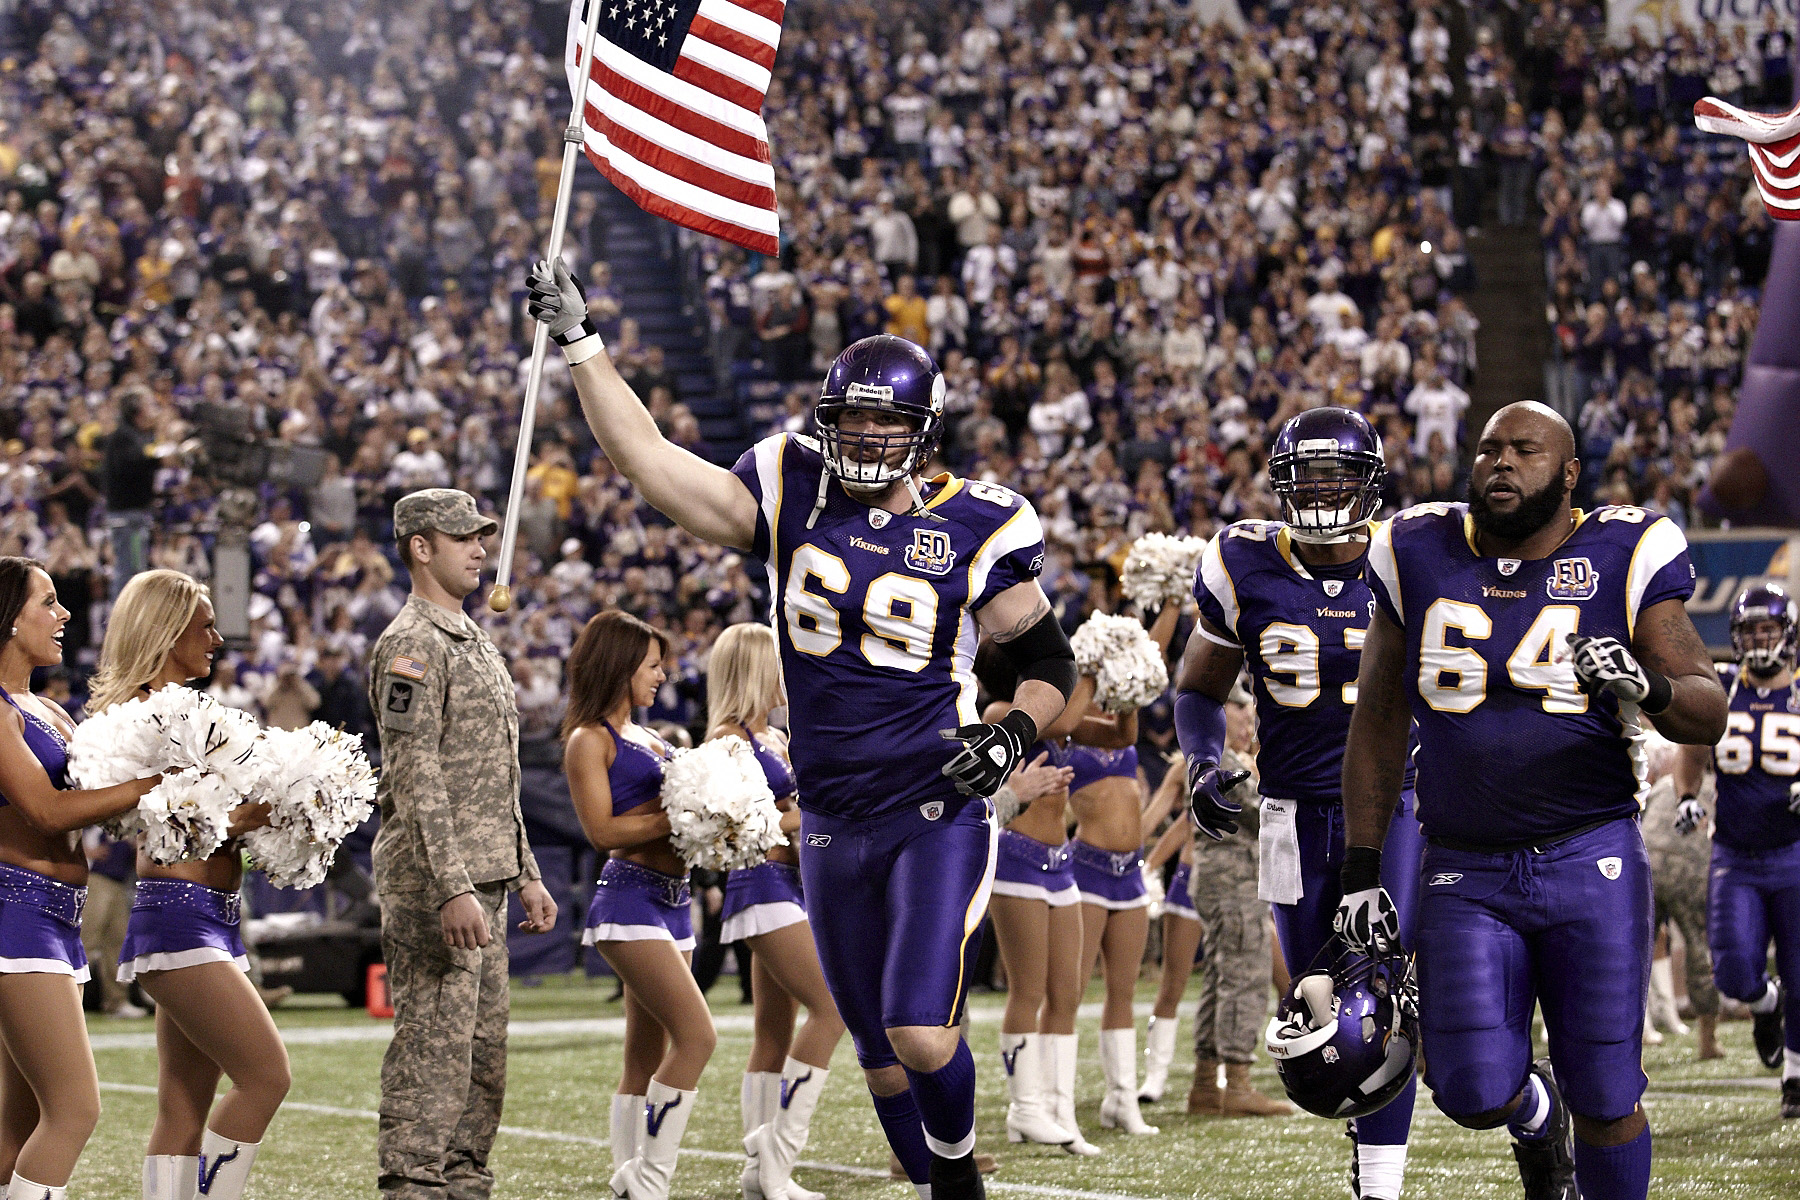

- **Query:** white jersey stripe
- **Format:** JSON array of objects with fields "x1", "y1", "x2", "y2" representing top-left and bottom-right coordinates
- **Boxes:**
[
  {"x1": 1366, "y1": 519, "x2": 1403, "y2": 625},
  {"x1": 1197, "y1": 535, "x2": 1242, "y2": 638},
  {"x1": 1624, "y1": 516, "x2": 1689, "y2": 637}
]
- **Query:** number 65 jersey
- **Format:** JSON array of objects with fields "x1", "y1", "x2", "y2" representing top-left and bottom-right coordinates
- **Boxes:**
[
  {"x1": 1366, "y1": 502, "x2": 1696, "y2": 846},
  {"x1": 731, "y1": 434, "x2": 1046, "y2": 821}
]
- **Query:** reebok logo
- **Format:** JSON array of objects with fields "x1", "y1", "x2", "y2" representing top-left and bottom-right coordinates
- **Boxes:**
[
  {"x1": 805, "y1": 833, "x2": 831, "y2": 847},
  {"x1": 1429, "y1": 873, "x2": 1463, "y2": 886}
]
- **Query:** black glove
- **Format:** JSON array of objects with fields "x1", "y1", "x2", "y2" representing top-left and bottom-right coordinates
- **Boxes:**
[
  {"x1": 1333, "y1": 846, "x2": 1402, "y2": 955},
  {"x1": 527, "y1": 258, "x2": 595, "y2": 343},
  {"x1": 1566, "y1": 633, "x2": 1672, "y2": 713},
  {"x1": 1186, "y1": 759, "x2": 1250, "y2": 840},
  {"x1": 939, "y1": 710, "x2": 1037, "y2": 798},
  {"x1": 1673, "y1": 794, "x2": 1706, "y2": 836}
]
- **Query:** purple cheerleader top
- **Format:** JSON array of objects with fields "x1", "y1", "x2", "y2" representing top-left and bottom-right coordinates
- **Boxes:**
[{"x1": 2, "y1": 690, "x2": 67, "y2": 796}]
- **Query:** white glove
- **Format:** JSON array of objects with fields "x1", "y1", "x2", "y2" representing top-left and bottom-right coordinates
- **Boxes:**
[
  {"x1": 1566, "y1": 633, "x2": 1669, "y2": 709},
  {"x1": 1333, "y1": 886, "x2": 1401, "y2": 955},
  {"x1": 1788, "y1": 780, "x2": 1800, "y2": 818},
  {"x1": 526, "y1": 258, "x2": 592, "y2": 341},
  {"x1": 1674, "y1": 795, "x2": 1706, "y2": 836}
]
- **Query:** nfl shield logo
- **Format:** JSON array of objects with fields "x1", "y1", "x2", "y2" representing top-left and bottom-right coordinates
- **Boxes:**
[
  {"x1": 868, "y1": 509, "x2": 890, "y2": 530},
  {"x1": 1498, "y1": 559, "x2": 1521, "y2": 576},
  {"x1": 1323, "y1": 579, "x2": 1343, "y2": 597},
  {"x1": 920, "y1": 801, "x2": 945, "y2": 821},
  {"x1": 1597, "y1": 857, "x2": 1622, "y2": 880}
]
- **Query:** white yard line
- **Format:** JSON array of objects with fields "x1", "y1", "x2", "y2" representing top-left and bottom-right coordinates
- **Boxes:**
[{"x1": 96, "y1": 1081, "x2": 1151, "y2": 1200}]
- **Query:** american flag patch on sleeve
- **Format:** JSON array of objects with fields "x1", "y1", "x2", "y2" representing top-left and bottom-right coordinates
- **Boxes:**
[{"x1": 390, "y1": 655, "x2": 429, "y2": 681}]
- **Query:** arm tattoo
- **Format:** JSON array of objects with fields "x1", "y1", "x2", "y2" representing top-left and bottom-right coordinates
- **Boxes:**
[
  {"x1": 1639, "y1": 601, "x2": 1711, "y2": 680},
  {"x1": 991, "y1": 595, "x2": 1052, "y2": 642}
]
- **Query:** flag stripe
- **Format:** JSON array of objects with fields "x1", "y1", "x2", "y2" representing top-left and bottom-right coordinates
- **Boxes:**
[
  {"x1": 592, "y1": 93, "x2": 772, "y2": 185},
  {"x1": 689, "y1": 13, "x2": 777, "y2": 71},
  {"x1": 589, "y1": 111, "x2": 776, "y2": 206},
  {"x1": 581, "y1": 130, "x2": 780, "y2": 235},
  {"x1": 672, "y1": 52, "x2": 766, "y2": 112},
  {"x1": 715, "y1": 0, "x2": 784, "y2": 28},
  {"x1": 678, "y1": 33, "x2": 772, "y2": 96},
  {"x1": 587, "y1": 37, "x2": 764, "y2": 134},
  {"x1": 696, "y1": 0, "x2": 782, "y2": 48},
  {"x1": 584, "y1": 67, "x2": 769, "y2": 164}
]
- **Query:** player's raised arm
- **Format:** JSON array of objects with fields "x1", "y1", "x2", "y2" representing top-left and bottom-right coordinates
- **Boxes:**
[{"x1": 529, "y1": 259, "x2": 759, "y2": 551}]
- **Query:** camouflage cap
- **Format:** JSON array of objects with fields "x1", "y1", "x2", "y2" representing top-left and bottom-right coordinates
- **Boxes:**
[{"x1": 394, "y1": 488, "x2": 499, "y2": 541}]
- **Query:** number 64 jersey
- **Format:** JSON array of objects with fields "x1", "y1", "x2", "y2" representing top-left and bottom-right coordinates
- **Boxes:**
[
  {"x1": 731, "y1": 434, "x2": 1046, "y2": 820},
  {"x1": 1366, "y1": 502, "x2": 1696, "y2": 846}
]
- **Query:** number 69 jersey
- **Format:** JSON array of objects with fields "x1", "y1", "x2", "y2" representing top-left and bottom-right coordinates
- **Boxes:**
[
  {"x1": 1366, "y1": 502, "x2": 1696, "y2": 846},
  {"x1": 731, "y1": 434, "x2": 1046, "y2": 820}
]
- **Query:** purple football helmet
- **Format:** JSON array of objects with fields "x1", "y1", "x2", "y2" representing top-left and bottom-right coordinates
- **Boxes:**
[
  {"x1": 1265, "y1": 944, "x2": 1419, "y2": 1119},
  {"x1": 1730, "y1": 581, "x2": 1799, "y2": 674},
  {"x1": 815, "y1": 335, "x2": 946, "y2": 493},
  {"x1": 1268, "y1": 407, "x2": 1387, "y2": 543}
]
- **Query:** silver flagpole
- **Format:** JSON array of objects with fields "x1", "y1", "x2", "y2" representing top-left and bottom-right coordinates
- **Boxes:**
[{"x1": 489, "y1": 0, "x2": 607, "y2": 613}]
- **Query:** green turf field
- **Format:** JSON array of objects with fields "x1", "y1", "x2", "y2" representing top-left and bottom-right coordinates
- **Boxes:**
[{"x1": 73, "y1": 976, "x2": 1798, "y2": 1199}]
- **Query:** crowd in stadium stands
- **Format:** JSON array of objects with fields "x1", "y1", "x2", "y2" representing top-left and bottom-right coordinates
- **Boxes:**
[
  {"x1": 0, "y1": 0, "x2": 1741, "y2": 752},
  {"x1": 1519, "y1": 4, "x2": 1780, "y2": 527}
]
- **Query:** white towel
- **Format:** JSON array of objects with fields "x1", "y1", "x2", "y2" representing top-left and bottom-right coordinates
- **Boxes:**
[{"x1": 1257, "y1": 797, "x2": 1304, "y2": 905}]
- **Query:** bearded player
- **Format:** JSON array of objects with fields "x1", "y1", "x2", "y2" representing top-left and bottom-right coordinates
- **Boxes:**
[
  {"x1": 1339, "y1": 401, "x2": 1726, "y2": 1200},
  {"x1": 529, "y1": 261, "x2": 1075, "y2": 1200},
  {"x1": 1672, "y1": 582, "x2": 1800, "y2": 1118},
  {"x1": 1176, "y1": 407, "x2": 1422, "y2": 1199}
]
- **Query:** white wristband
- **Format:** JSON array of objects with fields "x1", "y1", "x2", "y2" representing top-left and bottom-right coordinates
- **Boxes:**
[{"x1": 562, "y1": 332, "x2": 604, "y2": 367}]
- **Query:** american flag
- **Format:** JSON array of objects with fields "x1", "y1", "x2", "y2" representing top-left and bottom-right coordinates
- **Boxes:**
[
  {"x1": 1695, "y1": 96, "x2": 1800, "y2": 220},
  {"x1": 564, "y1": 0, "x2": 784, "y2": 256}
]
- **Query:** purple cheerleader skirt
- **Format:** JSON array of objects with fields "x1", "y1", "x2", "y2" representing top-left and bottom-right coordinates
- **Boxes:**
[
  {"x1": 582, "y1": 858, "x2": 695, "y2": 952},
  {"x1": 1069, "y1": 839, "x2": 1150, "y2": 910},
  {"x1": 720, "y1": 861, "x2": 806, "y2": 943},
  {"x1": 118, "y1": 879, "x2": 249, "y2": 982},
  {"x1": 0, "y1": 862, "x2": 88, "y2": 982},
  {"x1": 990, "y1": 830, "x2": 1079, "y2": 908},
  {"x1": 1163, "y1": 862, "x2": 1198, "y2": 921}
]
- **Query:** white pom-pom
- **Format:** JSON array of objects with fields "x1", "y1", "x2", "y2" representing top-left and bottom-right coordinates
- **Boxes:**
[
  {"x1": 244, "y1": 723, "x2": 378, "y2": 889},
  {"x1": 137, "y1": 768, "x2": 241, "y2": 865},
  {"x1": 1121, "y1": 534, "x2": 1207, "y2": 610},
  {"x1": 1071, "y1": 612, "x2": 1169, "y2": 713},
  {"x1": 659, "y1": 736, "x2": 788, "y2": 871}
]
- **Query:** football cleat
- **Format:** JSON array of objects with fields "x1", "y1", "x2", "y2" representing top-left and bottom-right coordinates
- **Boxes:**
[
  {"x1": 1265, "y1": 943, "x2": 1418, "y2": 1119},
  {"x1": 1781, "y1": 1077, "x2": 1800, "y2": 1119},
  {"x1": 1510, "y1": 1059, "x2": 1577, "y2": 1200},
  {"x1": 1753, "y1": 978, "x2": 1786, "y2": 1070}
]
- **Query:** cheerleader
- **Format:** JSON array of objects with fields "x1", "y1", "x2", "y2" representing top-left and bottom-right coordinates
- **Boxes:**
[
  {"x1": 1065, "y1": 602, "x2": 1179, "y2": 1140},
  {"x1": 565, "y1": 611, "x2": 714, "y2": 1200},
  {"x1": 0, "y1": 557, "x2": 162, "y2": 1200},
  {"x1": 975, "y1": 647, "x2": 1093, "y2": 1154},
  {"x1": 705, "y1": 623, "x2": 844, "y2": 1200},
  {"x1": 89, "y1": 570, "x2": 287, "y2": 1200}
]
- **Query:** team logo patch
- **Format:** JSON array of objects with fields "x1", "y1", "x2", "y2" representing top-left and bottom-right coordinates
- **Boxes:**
[
  {"x1": 389, "y1": 655, "x2": 428, "y2": 681},
  {"x1": 1320, "y1": 1046, "x2": 1340, "y2": 1064},
  {"x1": 1597, "y1": 857, "x2": 1622, "y2": 880},
  {"x1": 1498, "y1": 558, "x2": 1521, "y2": 577},
  {"x1": 1429, "y1": 873, "x2": 1463, "y2": 886},
  {"x1": 868, "y1": 509, "x2": 891, "y2": 530},
  {"x1": 1548, "y1": 558, "x2": 1599, "y2": 601},
  {"x1": 1323, "y1": 579, "x2": 1344, "y2": 597},
  {"x1": 919, "y1": 801, "x2": 945, "y2": 821},
  {"x1": 806, "y1": 833, "x2": 831, "y2": 848},
  {"x1": 904, "y1": 529, "x2": 957, "y2": 576}
]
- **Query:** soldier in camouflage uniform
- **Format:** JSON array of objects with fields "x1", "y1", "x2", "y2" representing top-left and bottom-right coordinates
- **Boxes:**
[
  {"x1": 1187, "y1": 686, "x2": 1292, "y2": 1116},
  {"x1": 1642, "y1": 771, "x2": 1722, "y2": 1059},
  {"x1": 370, "y1": 488, "x2": 558, "y2": 1200}
]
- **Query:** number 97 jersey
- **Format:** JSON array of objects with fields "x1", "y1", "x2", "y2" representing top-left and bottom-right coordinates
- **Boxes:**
[
  {"x1": 1366, "y1": 502, "x2": 1696, "y2": 846},
  {"x1": 731, "y1": 434, "x2": 1046, "y2": 821}
]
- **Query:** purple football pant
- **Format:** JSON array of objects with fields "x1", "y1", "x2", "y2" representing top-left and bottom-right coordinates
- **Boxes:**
[
  {"x1": 1708, "y1": 838, "x2": 1800, "y2": 1053},
  {"x1": 1271, "y1": 791, "x2": 1422, "y2": 1146},
  {"x1": 1415, "y1": 817, "x2": 1651, "y2": 1122},
  {"x1": 799, "y1": 797, "x2": 998, "y2": 1069}
]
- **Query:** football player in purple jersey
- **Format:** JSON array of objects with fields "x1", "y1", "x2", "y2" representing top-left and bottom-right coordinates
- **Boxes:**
[
  {"x1": 1672, "y1": 582, "x2": 1800, "y2": 1118},
  {"x1": 1175, "y1": 407, "x2": 1422, "y2": 1200},
  {"x1": 531, "y1": 261, "x2": 1077, "y2": 1200},
  {"x1": 1341, "y1": 402, "x2": 1727, "y2": 1200}
]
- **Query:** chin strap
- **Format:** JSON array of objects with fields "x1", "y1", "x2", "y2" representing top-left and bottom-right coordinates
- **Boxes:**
[
  {"x1": 805, "y1": 466, "x2": 832, "y2": 530},
  {"x1": 902, "y1": 473, "x2": 945, "y2": 522}
]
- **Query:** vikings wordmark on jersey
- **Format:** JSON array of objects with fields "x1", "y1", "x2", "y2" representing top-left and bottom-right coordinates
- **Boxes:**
[
  {"x1": 1367, "y1": 502, "x2": 1696, "y2": 845},
  {"x1": 731, "y1": 433, "x2": 1046, "y2": 820}
]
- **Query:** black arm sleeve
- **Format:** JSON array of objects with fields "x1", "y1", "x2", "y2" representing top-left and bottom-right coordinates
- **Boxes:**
[{"x1": 996, "y1": 608, "x2": 1078, "y2": 703}]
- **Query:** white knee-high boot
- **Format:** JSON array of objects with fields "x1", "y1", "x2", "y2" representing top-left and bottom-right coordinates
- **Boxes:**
[
  {"x1": 1098, "y1": 1027, "x2": 1159, "y2": 1134},
  {"x1": 1002, "y1": 1032, "x2": 1073, "y2": 1145},
  {"x1": 750, "y1": 1058, "x2": 829, "y2": 1200},
  {"x1": 195, "y1": 1130, "x2": 260, "y2": 1199},
  {"x1": 612, "y1": 1092, "x2": 646, "y2": 1180},
  {"x1": 10, "y1": 1177, "x2": 62, "y2": 1200},
  {"x1": 611, "y1": 1080, "x2": 697, "y2": 1200},
  {"x1": 1045, "y1": 1032, "x2": 1100, "y2": 1156},
  {"x1": 1139, "y1": 1016, "x2": 1179, "y2": 1103},
  {"x1": 144, "y1": 1155, "x2": 199, "y2": 1200}
]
